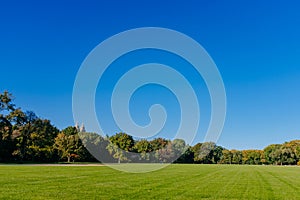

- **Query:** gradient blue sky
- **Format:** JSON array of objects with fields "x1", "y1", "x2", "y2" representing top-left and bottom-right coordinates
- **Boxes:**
[{"x1": 1, "y1": 1, "x2": 300, "y2": 150}]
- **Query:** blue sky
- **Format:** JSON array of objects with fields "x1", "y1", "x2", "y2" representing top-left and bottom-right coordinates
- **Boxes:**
[{"x1": 1, "y1": 0, "x2": 300, "y2": 150}]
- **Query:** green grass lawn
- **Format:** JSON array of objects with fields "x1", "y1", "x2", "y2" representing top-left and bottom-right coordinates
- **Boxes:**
[{"x1": 0, "y1": 164, "x2": 299, "y2": 199}]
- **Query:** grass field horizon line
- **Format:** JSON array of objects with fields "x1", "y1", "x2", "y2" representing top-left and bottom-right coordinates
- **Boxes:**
[{"x1": 1, "y1": 164, "x2": 300, "y2": 199}]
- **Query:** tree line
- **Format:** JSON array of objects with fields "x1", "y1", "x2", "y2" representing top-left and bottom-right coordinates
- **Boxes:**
[{"x1": 1, "y1": 91, "x2": 300, "y2": 165}]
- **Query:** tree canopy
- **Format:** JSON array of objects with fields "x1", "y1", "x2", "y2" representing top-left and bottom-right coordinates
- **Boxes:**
[{"x1": 1, "y1": 91, "x2": 300, "y2": 165}]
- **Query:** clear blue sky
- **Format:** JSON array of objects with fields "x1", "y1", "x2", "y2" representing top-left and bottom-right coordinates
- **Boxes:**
[{"x1": 1, "y1": 0, "x2": 300, "y2": 150}]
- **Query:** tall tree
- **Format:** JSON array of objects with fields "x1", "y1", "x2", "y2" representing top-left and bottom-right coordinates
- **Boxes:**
[
  {"x1": 242, "y1": 150, "x2": 263, "y2": 165},
  {"x1": 150, "y1": 138, "x2": 169, "y2": 151},
  {"x1": 155, "y1": 142, "x2": 174, "y2": 163},
  {"x1": 231, "y1": 150, "x2": 243, "y2": 164},
  {"x1": 172, "y1": 139, "x2": 191, "y2": 163},
  {"x1": 54, "y1": 126, "x2": 83, "y2": 162},
  {"x1": 264, "y1": 144, "x2": 282, "y2": 165},
  {"x1": 25, "y1": 119, "x2": 59, "y2": 162},
  {"x1": 175, "y1": 146, "x2": 194, "y2": 163},
  {"x1": 11, "y1": 111, "x2": 37, "y2": 161},
  {"x1": 107, "y1": 132, "x2": 134, "y2": 163},
  {"x1": 78, "y1": 132, "x2": 110, "y2": 162},
  {"x1": 193, "y1": 142, "x2": 224, "y2": 164},
  {"x1": 0, "y1": 91, "x2": 15, "y2": 111},
  {"x1": 220, "y1": 149, "x2": 232, "y2": 164},
  {"x1": 133, "y1": 139, "x2": 152, "y2": 161},
  {"x1": 0, "y1": 91, "x2": 15, "y2": 161}
]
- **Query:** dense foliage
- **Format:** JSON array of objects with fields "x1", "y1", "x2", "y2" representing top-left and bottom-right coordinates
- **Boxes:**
[{"x1": 1, "y1": 91, "x2": 300, "y2": 165}]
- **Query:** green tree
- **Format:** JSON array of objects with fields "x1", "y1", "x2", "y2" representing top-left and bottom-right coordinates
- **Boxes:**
[
  {"x1": 10, "y1": 111, "x2": 37, "y2": 161},
  {"x1": 220, "y1": 149, "x2": 232, "y2": 164},
  {"x1": 79, "y1": 132, "x2": 111, "y2": 162},
  {"x1": 242, "y1": 150, "x2": 263, "y2": 165},
  {"x1": 264, "y1": 144, "x2": 282, "y2": 165},
  {"x1": 281, "y1": 140, "x2": 300, "y2": 165},
  {"x1": 280, "y1": 142, "x2": 297, "y2": 165},
  {"x1": 193, "y1": 142, "x2": 224, "y2": 164},
  {"x1": 54, "y1": 126, "x2": 83, "y2": 162},
  {"x1": 133, "y1": 139, "x2": 152, "y2": 161},
  {"x1": 0, "y1": 91, "x2": 15, "y2": 161},
  {"x1": 175, "y1": 146, "x2": 194, "y2": 163},
  {"x1": 231, "y1": 150, "x2": 242, "y2": 164},
  {"x1": 191, "y1": 142, "x2": 202, "y2": 162},
  {"x1": 107, "y1": 133, "x2": 134, "y2": 163},
  {"x1": 0, "y1": 91, "x2": 15, "y2": 111},
  {"x1": 172, "y1": 139, "x2": 186, "y2": 156},
  {"x1": 26, "y1": 119, "x2": 59, "y2": 162},
  {"x1": 150, "y1": 138, "x2": 169, "y2": 151},
  {"x1": 213, "y1": 145, "x2": 225, "y2": 164},
  {"x1": 171, "y1": 139, "x2": 193, "y2": 163},
  {"x1": 155, "y1": 142, "x2": 174, "y2": 163}
]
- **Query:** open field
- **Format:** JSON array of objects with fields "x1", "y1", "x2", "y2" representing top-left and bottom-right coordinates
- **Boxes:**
[{"x1": 0, "y1": 164, "x2": 300, "y2": 199}]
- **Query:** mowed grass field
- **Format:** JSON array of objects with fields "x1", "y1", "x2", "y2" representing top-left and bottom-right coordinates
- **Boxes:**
[{"x1": 0, "y1": 164, "x2": 300, "y2": 199}]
